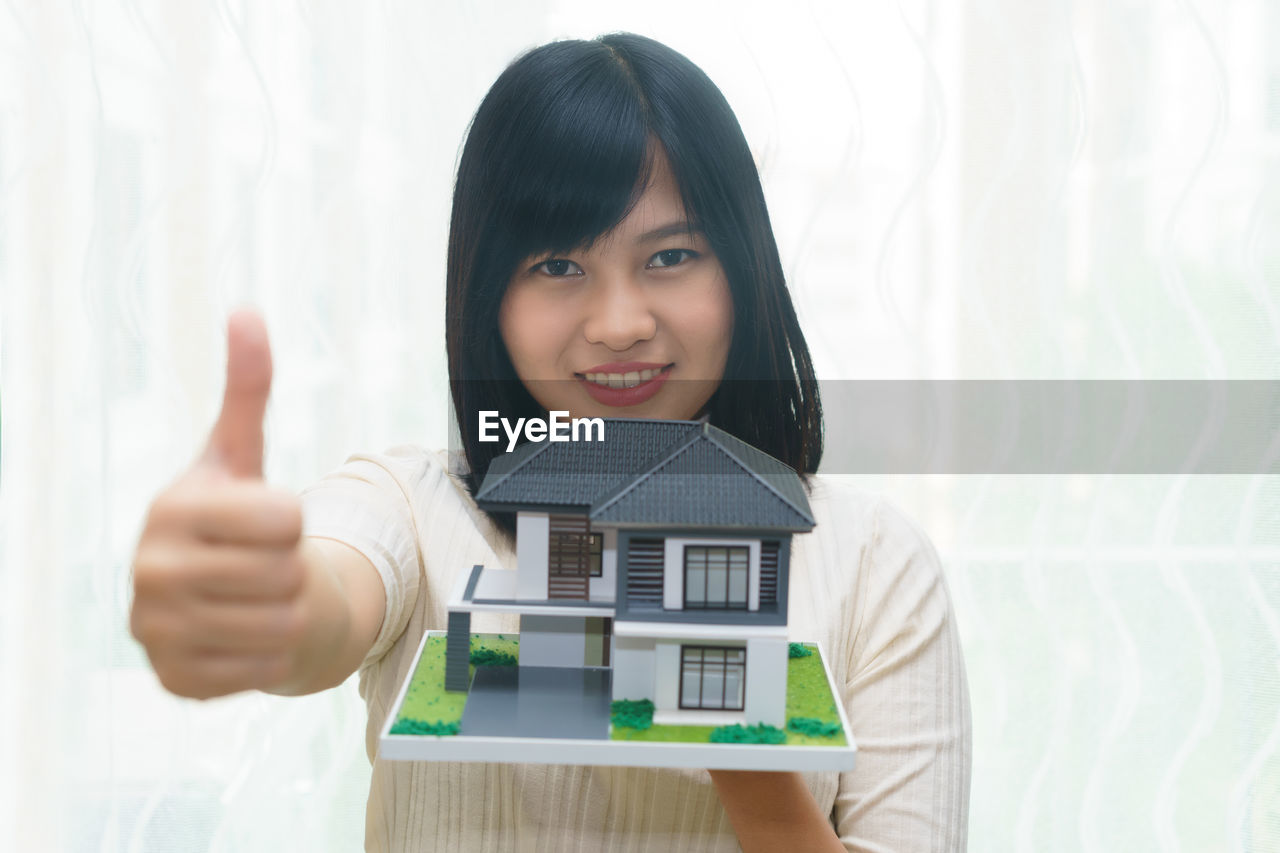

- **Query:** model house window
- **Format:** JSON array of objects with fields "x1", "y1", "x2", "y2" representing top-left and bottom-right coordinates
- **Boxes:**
[
  {"x1": 684, "y1": 545, "x2": 749, "y2": 609},
  {"x1": 589, "y1": 532, "x2": 603, "y2": 577},
  {"x1": 679, "y1": 645, "x2": 746, "y2": 710}
]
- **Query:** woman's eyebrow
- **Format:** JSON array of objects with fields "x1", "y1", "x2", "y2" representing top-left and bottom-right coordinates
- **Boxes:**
[{"x1": 635, "y1": 220, "x2": 700, "y2": 243}]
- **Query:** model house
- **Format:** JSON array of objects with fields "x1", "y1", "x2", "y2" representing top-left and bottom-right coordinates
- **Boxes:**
[{"x1": 444, "y1": 419, "x2": 815, "y2": 728}]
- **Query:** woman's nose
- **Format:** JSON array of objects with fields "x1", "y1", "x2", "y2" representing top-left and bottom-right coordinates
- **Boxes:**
[{"x1": 582, "y1": 275, "x2": 658, "y2": 351}]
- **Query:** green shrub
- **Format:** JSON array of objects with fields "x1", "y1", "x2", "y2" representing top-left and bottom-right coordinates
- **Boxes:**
[
  {"x1": 470, "y1": 647, "x2": 518, "y2": 666},
  {"x1": 788, "y1": 642, "x2": 814, "y2": 659},
  {"x1": 611, "y1": 698, "x2": 655, "y2": 730},
  {"x1": 786, "y1": 716, "x2": 841, "y2": 738},
  {"x1": 709, "y1": 723, "x2": 786, "y2": 744},
  {"x1": 389, "y1": 717, "x2": 460, "y2": 736}
]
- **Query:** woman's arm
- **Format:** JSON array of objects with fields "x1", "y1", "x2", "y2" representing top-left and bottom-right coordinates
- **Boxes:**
[
  {"x1": 710, "y1": 770, "x2": 845, "y2": 853},
  {"x1": 263, "y1": 537, "x2": 386, "y2": 695}
]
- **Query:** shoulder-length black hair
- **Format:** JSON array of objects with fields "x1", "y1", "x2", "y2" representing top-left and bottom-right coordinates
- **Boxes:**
[{"x1": 446, "y1": 32, "x2": 822, "y2": 494}]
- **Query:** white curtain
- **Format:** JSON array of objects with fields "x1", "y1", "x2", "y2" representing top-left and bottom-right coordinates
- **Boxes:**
[{"x1": 1, "y1": 1, "x2": 1276, "y2": 850}]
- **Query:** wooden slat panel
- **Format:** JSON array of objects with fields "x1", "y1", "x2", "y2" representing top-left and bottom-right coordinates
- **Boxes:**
[{"x1": 548, "y1": 514, "x2": 590, "y2": 600}]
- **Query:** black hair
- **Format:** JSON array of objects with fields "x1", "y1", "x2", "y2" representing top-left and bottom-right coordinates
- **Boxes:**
[{"x1": 446, "y1": 32, "x2": 823, "y2": 497}]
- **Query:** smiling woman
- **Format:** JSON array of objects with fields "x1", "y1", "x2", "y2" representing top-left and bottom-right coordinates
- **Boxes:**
[
  {"x1": 123, "y1": 29, "x2": 969, "y2": 853},
  {"x1": 446, "y1": 33, "x2": 823, "y2": 496}
]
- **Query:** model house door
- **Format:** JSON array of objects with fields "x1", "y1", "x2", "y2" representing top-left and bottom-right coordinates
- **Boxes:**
[
  {"x1": 548, "y1": 514, "x2": 591, "y2": 600},
  {"x1": 585, "y1": 616, "x2": 612, "y2": 667}
]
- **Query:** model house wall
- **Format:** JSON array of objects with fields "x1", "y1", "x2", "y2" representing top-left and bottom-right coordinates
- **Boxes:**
[
  {"x1": 614, "y1": 530, "x2": 790, "y2": 625},
  {"x1": 591, "y1": 530, "x2": 617, "y2": 601},
  {"x1": 519, "y1": 614, "x2": 587, "y2": 667},
  {"x1": 515, "y1": 511, "x2": 617, "y2": 604},
  {"x1": 515, "y1": 512, "x2": 548, "y2": 601}
]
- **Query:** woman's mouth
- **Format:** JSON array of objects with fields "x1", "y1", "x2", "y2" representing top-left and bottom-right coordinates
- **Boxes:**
[
  {"x1": 575, "y1": 363, "x2": 674, "y2": 407},
  {"x1": 581, "y1": 366, "x2": 667, "y2": 388}
]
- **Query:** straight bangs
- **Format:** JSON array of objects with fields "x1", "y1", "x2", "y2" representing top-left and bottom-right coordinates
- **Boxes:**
[
  {"x1": 453, "y1": 41, "x2": 659, "y2": 367},
  {"x1": 495, "y1": 73, "x2": 656, "y2": 264}
]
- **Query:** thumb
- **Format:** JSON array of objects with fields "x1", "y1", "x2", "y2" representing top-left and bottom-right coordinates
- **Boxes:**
[{"x1": 205, "y1": 308, "x2": 272, "y2": 479}]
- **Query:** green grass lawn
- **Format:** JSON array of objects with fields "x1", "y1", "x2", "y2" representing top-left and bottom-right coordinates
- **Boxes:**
[
  {"x1": 389, "y1": 633, "x2": 519, "y2": 734},
  {"x1": 391, "y1": 634, "x2": 846, "y2": 748},
  {"x1": 782, "y1": 643, "x2": 847, "y2": 745},
  {"x1": 611, "y1": 643, "x2": 846, "y2": 746}
]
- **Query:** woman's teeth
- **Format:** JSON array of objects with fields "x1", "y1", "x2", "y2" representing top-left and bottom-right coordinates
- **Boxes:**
[{"x1": 583, "y1": 367, "x2": 664, "y2": 389}]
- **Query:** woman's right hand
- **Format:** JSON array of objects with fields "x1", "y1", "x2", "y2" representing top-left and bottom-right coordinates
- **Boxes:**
[{"x1": 129, "y1": 310, "x2": 313, "y2": 699}]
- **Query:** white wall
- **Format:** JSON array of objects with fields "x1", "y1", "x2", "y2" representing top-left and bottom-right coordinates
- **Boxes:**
[
  {"x1": 653, "y1": 641, "x2": 682, "y2": 710},
  {"x1": 588, "y1": 528, "x2": 617, "y2": 601},
  {"x1": 519, "y1": 614, "x2": 586, "y2": 668},
  {"x1": 515, "y1": 512, "x2": 550, "y2": 601},
  {"x1": 743, "y1": 638, "x2": 787, "y2": 727},
  {"x1": 611, "y1": 636, "x2": 657, "y2": 702},
  {"x1": 645, "y1": 634, "x2": 784, "y2": 725}
]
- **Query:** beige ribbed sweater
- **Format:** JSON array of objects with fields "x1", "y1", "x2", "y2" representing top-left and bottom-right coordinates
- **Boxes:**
[{"x1": 300, "y1": 446, "x2": 971, "y2": 852}]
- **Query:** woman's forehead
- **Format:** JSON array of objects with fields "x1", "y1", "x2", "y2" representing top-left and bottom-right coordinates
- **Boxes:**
[
  {"x1": 594, "y1": 153, "x2": 699, "y2": 246},
  {"x1": 512, "y1": 143, "x2": 703, "y2": 263}
]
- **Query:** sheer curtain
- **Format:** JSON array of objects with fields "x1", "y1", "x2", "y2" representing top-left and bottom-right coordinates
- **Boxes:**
[{"x1": 1, "y1": 1, "x2": 1277, "y2": 850}]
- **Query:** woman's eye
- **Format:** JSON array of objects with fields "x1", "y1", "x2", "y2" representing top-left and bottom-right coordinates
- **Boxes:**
[
  {"x1": 535, "y1": 259, "x2": 582, "y2": 277},
  {"x1": 649, "y1": 249, "x2": 696, "y2": 268}
]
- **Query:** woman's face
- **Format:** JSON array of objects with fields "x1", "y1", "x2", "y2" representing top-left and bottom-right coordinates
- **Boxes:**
[{"x1": 499, "y1": 151, "x2": 734, "y2": 421}]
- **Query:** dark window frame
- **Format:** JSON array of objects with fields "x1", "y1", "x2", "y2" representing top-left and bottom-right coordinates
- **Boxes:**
[
  {"x1": 678, "y1": 645, "x2": 747, "y2": 711},
  {"x1": 683, "y1": 544, "x2": 750, "y2": 610}
]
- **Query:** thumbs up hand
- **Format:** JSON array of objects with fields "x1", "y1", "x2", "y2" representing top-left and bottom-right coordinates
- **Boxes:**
[
  {"x1": 204, "y1": 308, "x2": 272, "y2": 479},
  {"x1": 130, "y1": 310, "x2": 312, "y2": 699}
]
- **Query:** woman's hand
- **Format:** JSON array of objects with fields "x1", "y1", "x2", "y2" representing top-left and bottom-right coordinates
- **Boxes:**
[
  {"x1": 129, "y1": 311, "x2": 342, "y2": 699},
  {"x1": 709, "y1": 769, "x2": 846, "y2": 853}
]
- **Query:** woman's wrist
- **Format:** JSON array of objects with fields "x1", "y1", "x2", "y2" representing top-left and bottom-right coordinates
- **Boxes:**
[{"x1": 708, "y1": 769, "x2": 845, "y2": 853}]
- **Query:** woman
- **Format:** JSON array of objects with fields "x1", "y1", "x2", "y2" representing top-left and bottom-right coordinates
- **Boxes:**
[{"x1": 130, "y1": 32, "x2": 971, "y2": 851}]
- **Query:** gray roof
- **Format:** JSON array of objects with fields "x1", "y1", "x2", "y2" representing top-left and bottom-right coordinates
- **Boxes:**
[
  {"x1": 475, "y1": 420, "x2": 696, "y2": 508},
  {"x1": 475, "y1": 419, "x2": 814, "y2": 531}
]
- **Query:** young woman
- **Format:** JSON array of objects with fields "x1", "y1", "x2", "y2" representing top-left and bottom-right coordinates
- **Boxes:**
[{"x1": 131, "y1": 32, "x2": 971, "y2": 852}]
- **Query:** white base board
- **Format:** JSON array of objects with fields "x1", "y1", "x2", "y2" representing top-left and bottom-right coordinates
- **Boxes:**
[{"x1": 380, "y1": 731, "x2": 856, "y2": 771}]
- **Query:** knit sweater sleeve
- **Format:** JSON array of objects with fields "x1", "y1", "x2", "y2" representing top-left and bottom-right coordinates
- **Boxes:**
[
  {"x1": 829, "y1": 492, "x2": 972, "y2": 851},
  {"x1": 297, "y1": 445, "x2": 435, "y2": 670}
]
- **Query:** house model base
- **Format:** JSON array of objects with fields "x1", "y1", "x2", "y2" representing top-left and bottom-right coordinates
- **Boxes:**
[
  {"x1": 378, "y1": 420, "x2": 856, "y2": 771},
  {"x1": 379, "y1": 631, "x2": 857, "y2": 772}
]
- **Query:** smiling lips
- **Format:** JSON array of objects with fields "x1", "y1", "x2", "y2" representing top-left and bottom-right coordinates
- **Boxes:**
[{"x1": 576, "y1": 362, "x2": 674, "y2": 407}]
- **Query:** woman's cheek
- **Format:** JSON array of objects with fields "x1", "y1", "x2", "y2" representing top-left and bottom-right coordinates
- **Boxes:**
[
  {"x1": 498, "y1": 287, "x2": 535, "y2": 361},
  {"x1": 500, "y1": 287, "x2": 566, "y2": 380},
  {"x1": 689, "y1": 276, "x2": 734, "y2": 373}
]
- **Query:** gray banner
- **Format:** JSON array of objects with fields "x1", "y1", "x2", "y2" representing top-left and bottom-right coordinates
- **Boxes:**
[
  {"x1": 820, "y1": 380, "x2": 1280, "y2": 475},
  {"x1": 447, "y1": 380, "x2": 1280, "y2": 475}
]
